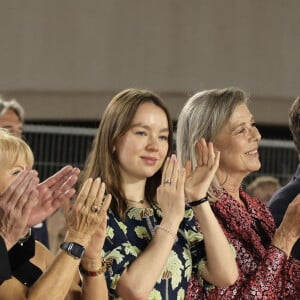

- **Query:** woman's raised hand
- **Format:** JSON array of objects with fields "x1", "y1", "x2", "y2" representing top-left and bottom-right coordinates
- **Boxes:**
[
  {"x1": 273, "y1": 194, "x2": 300, "y2": 253},
  {"x1": 286, "y1": 194, "x2": 300, "y2": 239},
  {"x1": 156, "y1": 154, "x2": 186, "y2": 224},
  {"x1": 185, "y1": 138, "x2": 220, "y2": 202},
  {"x1": 63, "y1": 178, "x2": 111, "y2": 246}
]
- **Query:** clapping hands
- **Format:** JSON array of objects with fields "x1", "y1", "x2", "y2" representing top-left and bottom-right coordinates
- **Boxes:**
[
  {"x1": 184, "y1": 138, "x2": 220, "y2": 202},
  {"x1": 28, "y1": 165, "x2": 80, "y2": 227},
  {"x1": 157, "y1": 154, "x2": 186, "y2": 224},
  {"x1": 0, "y1": 170, "x2": 39, "y2": 250},
  {"x1": 64, "y1": 177, "x2": 111, "y2": 247}
]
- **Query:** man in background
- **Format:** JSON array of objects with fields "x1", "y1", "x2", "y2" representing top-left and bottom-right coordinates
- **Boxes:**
[
  {"x1": 0, "y1": 98, "x2": 24, "y2": 137},
  {"x1": 269, "y1": 96, "x2": 300, "y2": 260}
]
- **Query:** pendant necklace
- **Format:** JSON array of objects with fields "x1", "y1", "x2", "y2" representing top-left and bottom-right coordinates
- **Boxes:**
[{"x1": 127, "y1": 199, "x2": 145, "y2": 204}]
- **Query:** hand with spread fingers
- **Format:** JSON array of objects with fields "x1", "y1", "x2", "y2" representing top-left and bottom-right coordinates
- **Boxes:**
[
  {"x1": 28, "y1": 165, "x2": 80, "y2": 227},
  {"x1": 157, "y1": 154, "x2": 186, "y2": 225},
  {"x1": 185, "y1": 138, "x2": 220, "y2": 203},
  {"x1": 64, "y1": 178, "x2": 111, "y2": 247}
]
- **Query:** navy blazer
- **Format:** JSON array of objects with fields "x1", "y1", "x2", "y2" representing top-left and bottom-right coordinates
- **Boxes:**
[{"x1": 269, "y1": 163, "x2": 300, "y2": 260}]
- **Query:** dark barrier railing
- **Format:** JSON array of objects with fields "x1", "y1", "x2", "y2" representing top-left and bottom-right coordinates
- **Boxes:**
[{"x1": 24, "y1": 124, "x2": 298, "y2": 185}]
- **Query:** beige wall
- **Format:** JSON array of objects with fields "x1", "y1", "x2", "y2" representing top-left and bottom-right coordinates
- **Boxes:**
[{"x1": 1, "y1": 0, "x2": 299, "y2": 124}]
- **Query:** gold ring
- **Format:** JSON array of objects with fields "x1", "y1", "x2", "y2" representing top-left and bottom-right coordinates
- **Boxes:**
[
  {"x1": 164, "y1": 179, "x2": 172, "y2": 184},
  {"x1": 91, "y1": 205, "x2": 100, "y2": 213}
]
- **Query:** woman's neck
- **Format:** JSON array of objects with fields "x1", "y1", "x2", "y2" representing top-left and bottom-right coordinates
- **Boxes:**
[
  {"x1": 122, "y1": 179, "x2": 147, "y2": 204},
  {"x1": 223, "y1": 183, "x2": 241, "y2": 201},
  {"x1": 217, "y1": 171, "x2": 244, "y2": 202}
]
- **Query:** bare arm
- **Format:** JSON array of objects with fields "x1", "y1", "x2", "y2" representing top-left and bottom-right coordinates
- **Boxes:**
[
  {"x1": 116, "y1": 220, "x2": 180, "y2": 299},
  {"x1": 28, "y1": 248, "x2": 82, "y2": 300},
  {"x1": 81, "y1": 274, "x2": 108, "y2": 300},
  {"x1": 116, "y1": 155, "x2": 186, "y2": 300},
  {"x1": 80, "y1": 194, "x2": 111, "y2": 300},
  {"x1": 27, "y1": 178, "x2": 111, "y2": 300},
  {"x1": 185, "y1": 139, "x2": 238, "y2": 286}
]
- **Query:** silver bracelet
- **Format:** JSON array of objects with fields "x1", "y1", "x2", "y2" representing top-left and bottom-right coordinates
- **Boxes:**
[{"x1": 155, "y1": 225, "x2": 177, "y2": 240}]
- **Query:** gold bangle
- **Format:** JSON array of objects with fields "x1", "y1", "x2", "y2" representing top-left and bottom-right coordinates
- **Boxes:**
[
  {"x1": 80, "y1": 256, "x2": 103, "y2": 270},
  {"x1": 79, "y1": 259, "x2": 107, "y2": 277},
  {"x1": 155, "y1": 225, "x2": 177, "y2": 240}
]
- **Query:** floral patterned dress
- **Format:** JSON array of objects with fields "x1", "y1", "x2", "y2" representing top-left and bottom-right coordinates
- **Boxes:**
[
  {"x1": 186, "y1": 189, "x2": 300, "y2": 300},
  {"x1": 103, "y1": 204, "x2": 207, "y2": 300}
]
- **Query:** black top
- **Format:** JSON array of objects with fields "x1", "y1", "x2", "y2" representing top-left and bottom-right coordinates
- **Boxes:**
[
  {"x1": 0, "y1": 234, "x2": 42, "y2": 286},
  {"x1": 8, "y1": 234, "x2": 42, "y2": 287},
  {"x1": 0, "y1": 236, "x2": 11, "y2": 285}
]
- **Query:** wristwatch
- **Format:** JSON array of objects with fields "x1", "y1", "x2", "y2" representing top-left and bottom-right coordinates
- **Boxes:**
[{"x1": 60, "y1": 242, "x2": 85, "y2": 259}]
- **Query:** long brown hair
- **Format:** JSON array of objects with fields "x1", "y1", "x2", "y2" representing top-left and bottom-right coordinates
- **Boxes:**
[{"x1": 81, "y1": 88, "x2": 173, "y2": 219}]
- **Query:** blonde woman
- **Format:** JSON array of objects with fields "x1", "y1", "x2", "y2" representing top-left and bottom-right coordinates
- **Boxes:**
[{"x1": 0, "y1": 129, "x2": 110, "y2": 300}]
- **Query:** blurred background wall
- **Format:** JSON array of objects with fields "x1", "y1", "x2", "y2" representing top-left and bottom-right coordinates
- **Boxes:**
[
  {"x1": 0, "y1": 0, "x2": 299, "y2": 132},
  {"x1": 2, "y1": 0, "x2": 299, "y2": 252}
]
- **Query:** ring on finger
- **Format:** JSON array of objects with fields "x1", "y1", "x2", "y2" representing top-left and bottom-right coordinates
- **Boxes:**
[
  {"x1": 91, "y1": 205, "x2": 101, "y2": 213},
  {"x1": 164, "y1": 179, "x2": 172, "y2": 185}
]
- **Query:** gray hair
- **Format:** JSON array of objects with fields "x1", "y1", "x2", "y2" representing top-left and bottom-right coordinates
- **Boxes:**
[
  {"x1": 0, "y1": 98, "x2": 25, "y2": 122},
  {"x1": 176, "y1": 87, "x2": 249, "y2": 170}
]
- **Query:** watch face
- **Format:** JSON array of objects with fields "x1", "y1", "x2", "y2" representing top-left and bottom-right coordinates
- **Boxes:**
[
  {"x1": 71, "y1": 243, "x2": 85, "y2": 258},
  {"x1": 61, "y1": 242, "x2": 85, "y2": 259}
]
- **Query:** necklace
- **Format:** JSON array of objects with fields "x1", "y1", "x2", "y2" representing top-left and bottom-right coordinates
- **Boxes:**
[{"x1": 127, "y1": 199, "x2": 145, "y2": 204}]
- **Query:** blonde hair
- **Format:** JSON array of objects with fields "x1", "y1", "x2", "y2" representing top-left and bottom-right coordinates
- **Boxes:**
[{"x1": 0, "y1": 129, "x2": 34, "y2": 168}]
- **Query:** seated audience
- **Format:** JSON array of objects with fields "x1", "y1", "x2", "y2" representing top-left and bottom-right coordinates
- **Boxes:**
[{"x1": 246, "y1": 175, "x2": 281, "y2": 205}]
